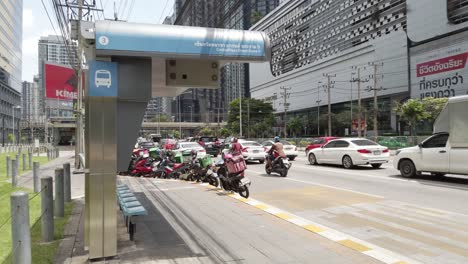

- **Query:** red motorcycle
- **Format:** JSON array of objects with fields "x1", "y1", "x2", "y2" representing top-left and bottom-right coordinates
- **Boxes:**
[{"x1": 130, "y1": 149, "x2": 158, "y2": 177}]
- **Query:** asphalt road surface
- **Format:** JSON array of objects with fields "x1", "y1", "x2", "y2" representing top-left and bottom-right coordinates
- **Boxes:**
[{"x1": 242, "y1": 155, "x2": 468, "y2": 264}]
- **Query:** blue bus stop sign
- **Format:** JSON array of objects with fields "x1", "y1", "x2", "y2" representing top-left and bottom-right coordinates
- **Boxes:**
[{"x1": 89, "y1": 61, "x2": 118, "y2": 97}]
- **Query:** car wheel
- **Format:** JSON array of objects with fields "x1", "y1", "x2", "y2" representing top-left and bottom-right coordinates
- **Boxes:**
[
  {"x1": 399, "y1": 159, "x2": 416, "y2": 178},
  {"x1": 259, "y1": 159, "x2": 265, "y2": 164},
  {"x1": 371, "y1": 163, "x2": 382, "y2": 169},
  {"x1": 342, "y1": 155, "x2": 354, "y2": 169},
  {"x1": 308, "y1": 153, "x2": 317, "y2": 165},
  {"x1": 288, "y1": 156, "x2": 296, "y2": 161}
]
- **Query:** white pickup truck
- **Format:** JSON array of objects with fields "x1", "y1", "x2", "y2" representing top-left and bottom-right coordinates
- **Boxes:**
[{"x1": 394, "y1": 95, "x2": 468, "y2": 178}]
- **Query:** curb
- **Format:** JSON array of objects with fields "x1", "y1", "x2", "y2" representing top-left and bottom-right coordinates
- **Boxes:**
[{"x1": 189, "y1": 181, "x2": 421, "y2": 264}]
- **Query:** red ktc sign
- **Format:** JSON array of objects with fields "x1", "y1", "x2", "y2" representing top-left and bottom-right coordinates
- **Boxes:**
[
  {"x1": 352, "y1": 119, "x2": 366, "y2": 131},
  {"x1": 416, "y1": 52, "x2": 468, "y2": 77},
  {"x1": 44, "y1": 63, "x2": 78, "y2": 100}
]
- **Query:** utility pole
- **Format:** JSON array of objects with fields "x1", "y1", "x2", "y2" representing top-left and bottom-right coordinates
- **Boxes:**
[
  {"x1": 324, "y1": 74, "x2": 335, "y2": 137},
  {"x1": 238, "y1": 63, "x2": 243, "y2": 137},
  {"x1": 350, "y1": 72, "x2": 356, "y2": 133},
  {"x1": 280, "y1": 86, "x2": 291, "y2": 137},
  {"x1": 350, "y1": 67, "x2": 368, "y2": 137},
  {"x1": 247, "y1": 100, "x2": 250, "y2": 138},
  {"x1": 316, "y1": 81, "x2": 322, "y2": 136},
  {"x1": 368, "y1": 62, "x2": 384, "y2": 141}
]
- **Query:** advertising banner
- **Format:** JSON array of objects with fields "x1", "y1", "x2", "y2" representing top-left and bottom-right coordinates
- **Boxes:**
[
  {"x1": 352, "y1": 119, "x2": 367, "y2": 133},
  {"x1": 411, "y1": 43, "x2": 468, "y2": 99},
  {"x1": 44, "y1": 63, "x2": 78, "y2": 101}
]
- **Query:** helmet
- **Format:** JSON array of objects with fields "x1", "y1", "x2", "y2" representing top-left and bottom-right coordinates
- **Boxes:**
[
  {"x1": 232, "y1": 137, "x2": 238, "y2": 143},
  {"x1": 191, "y1": 149, "x2": 198, "y2": 157},
  {"x1": 274, "y1": 136, "x2": 280, "y2": 142}
]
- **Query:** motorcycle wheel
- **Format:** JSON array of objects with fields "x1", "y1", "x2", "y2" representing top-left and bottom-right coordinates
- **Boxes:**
[
  {"x1": 209, "y1": 177, "x2": 219, "y2": 187},
  {"x1": 281, "y1": 168, "x2": 288, "y2": 177},
  {"x1": 265, "y1": 163, "x2": 271, "y2": 175},
  {"x1": 239, "y1": 185, "x2": 249, "y2": 198}
]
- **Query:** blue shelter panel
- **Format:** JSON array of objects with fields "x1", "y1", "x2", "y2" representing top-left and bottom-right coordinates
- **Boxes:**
[{"x1": 95, "y1": 21, "x2": 270, "y2": 61}]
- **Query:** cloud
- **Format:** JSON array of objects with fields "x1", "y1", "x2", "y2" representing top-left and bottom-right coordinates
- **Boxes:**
[{"x1": 23, "y1": 9, "x2": 34, "y2": 29}]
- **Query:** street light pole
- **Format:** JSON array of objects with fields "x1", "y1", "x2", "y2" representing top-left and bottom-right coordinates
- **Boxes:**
[
  {"x1": 316, "y1": 81, "x2": 322, "y2": 136},
  {"x1": 12, "y1": 105, "x2": 21, "y2": 145}
]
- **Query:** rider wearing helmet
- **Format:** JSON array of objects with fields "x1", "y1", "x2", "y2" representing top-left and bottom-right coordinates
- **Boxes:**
[
  {"x1": 190, "y1": 149, "x2": 198, "y2": 159},
  {"x1": 267, "y1": 136, "x2": 286, "y2": 169}
]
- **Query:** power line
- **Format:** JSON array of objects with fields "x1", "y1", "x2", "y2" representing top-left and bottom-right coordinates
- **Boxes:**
[{"x1": 157, "y1": 0, "x2": 171, "y2": 24}]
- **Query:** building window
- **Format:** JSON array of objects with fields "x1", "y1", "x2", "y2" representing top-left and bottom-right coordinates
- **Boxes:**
[{"x1": 448, "y1": 0, "x2": 468, "y2": 24}]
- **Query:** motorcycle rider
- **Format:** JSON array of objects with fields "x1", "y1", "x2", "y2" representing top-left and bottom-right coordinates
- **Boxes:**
[
  {"x1": 267, "y1": 136, "x2": 286, "y2": 169},
  {"x1": 229, "y1": 137, "x2": 243, "y2": 156}
]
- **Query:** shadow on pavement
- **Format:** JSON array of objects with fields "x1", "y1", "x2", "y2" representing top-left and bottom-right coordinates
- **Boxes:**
[
  {"x1": 389, "y1": 174, "x2": 468, "y2": 190},
  {"x1": 117, "y1": 192, "x2": 207, "y2": 261}
]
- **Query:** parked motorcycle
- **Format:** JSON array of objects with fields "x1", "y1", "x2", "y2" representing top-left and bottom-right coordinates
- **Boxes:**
[
  {"x1": 215, "y1": 154, "x2": 251, "y2": 198},
  {"x1": 265, "y1": 154, "x2": 291, "y2": 177},
  {"x1": 154, "y1": 155, "x2": 190, "y2": 179}
]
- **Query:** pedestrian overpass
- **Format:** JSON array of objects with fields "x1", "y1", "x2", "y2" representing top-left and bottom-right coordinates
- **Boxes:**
[{"x1": 82, "y1": 20, "x2": 270, "y2": 259}]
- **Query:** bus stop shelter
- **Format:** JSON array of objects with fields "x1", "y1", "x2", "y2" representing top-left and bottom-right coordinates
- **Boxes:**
[{"x1": 83, "y1": 20, "x2": 270, "y2": 259}]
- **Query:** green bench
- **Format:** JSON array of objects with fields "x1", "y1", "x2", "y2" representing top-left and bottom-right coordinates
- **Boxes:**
[{"x1": 117, "y1": 184, "x2": 148, "y2": 241}]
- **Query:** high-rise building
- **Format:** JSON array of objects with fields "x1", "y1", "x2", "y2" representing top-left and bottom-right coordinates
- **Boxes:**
[
  {"x1": 172, "y1": 0, "x2": 280, "y2": 122},
  {"x1": 250, "y1": 0, "x2": 408, "y2": 136},
  {"x1": 21, "y1": 76, "x2": 39, "y2": 121},
  {"x1": 37, "y1": 35, "x2": 78, "y2": 117},
  {"x1": 0, "y1": 0, "x2": 23, "y2": 143}
]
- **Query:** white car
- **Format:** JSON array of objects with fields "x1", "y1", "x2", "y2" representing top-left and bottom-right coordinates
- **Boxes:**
[
  {"x1": 308, "y1": 138, "x2": 390, "y2": 169},
  {"x1": 172, "y1": 142, "x2": 206, "y2": 158},
  {"x1": 261, "y1": 140, "x2": 299, "y2": 160},
  {"x1": 222, "y1": 141, "x2": 266, "y2": 163}
]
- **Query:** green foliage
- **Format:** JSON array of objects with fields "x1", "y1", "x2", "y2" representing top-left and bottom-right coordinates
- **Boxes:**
[
  {"x1": 251, "y1": 11, "x2": 263, "y2": 24},
  {"x1": 7, "y1": 134, "x2": 14, "y2": 143},
  {"x1": 169, "y1": 130, "x2": 181, "y2": 139},
  {"x1": 393, "y1": 97, "x2": 447, "y2": 135},
  {"x1": 200, "y1": 127, "x2": 213, "y2": 136},
  {"x1": 287, "y1": 117, "x2": 303, "y2": 137},
  {"x1": 150, "y1": 114, "x2": 171, "y2": 122},
  {"x1": 219, "y1": 127, "x2": 231, "y2": 138},
  {"x1": 228, "y1": 98, "x2": 275, "y2": 137}
]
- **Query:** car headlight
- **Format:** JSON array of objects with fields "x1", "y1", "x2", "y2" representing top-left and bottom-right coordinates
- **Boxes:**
[{"x1": 395, "y1": 150, "x2": 401, "y2": 156}]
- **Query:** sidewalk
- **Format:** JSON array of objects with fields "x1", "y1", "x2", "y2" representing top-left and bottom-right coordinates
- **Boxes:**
[
  {"x1": 56, "y1": 177, "x2": 379, "y2": 264},
  {"x1": 14, "y1": 150, "x2": 85, "y2": 199}
]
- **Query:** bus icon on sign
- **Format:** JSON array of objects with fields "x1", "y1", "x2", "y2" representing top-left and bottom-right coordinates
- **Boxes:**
[{"x1": 95, "y1": 69, "x2": 112, "y2": 88}]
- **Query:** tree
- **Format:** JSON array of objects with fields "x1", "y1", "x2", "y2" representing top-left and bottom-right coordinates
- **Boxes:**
[
  {"x1": 422, "y1": 97, "x2": 448, "y2": 124},
  {"x1": 169, "y1": 130, "x2": 181, "y2": 139},
  {"x1": 7, "y1": 133, "x2": 14, "y2": 143},
  {"x1": 394, "y1": 99, "x2": 430, "y2": 136},
  {"x1": 150, "y1": 114, "x2": 171, "y2": 122},
  {"x1": 219, "y1": 127, "x2": 232, "y2": 138},
  {"x1": 227, "y1": 98, "x2": 275, "y2": 137},
  {"x1": 251, "y1": 11, "x2": 263, "y2": 24},
  {"x1": 287, "y1": 117, "x2": 303, "y2": 137},
  {"x1": 200, "y1": 127, "x2": 213, "y2": 136}
]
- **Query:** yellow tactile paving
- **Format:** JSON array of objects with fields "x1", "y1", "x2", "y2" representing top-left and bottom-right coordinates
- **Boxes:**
[
  {"x1": 255, "y1": 204, "x2": 269, "y2": 210},
  {"x1": 338, "y1": 239, "x2": 371, "y2": 252}
]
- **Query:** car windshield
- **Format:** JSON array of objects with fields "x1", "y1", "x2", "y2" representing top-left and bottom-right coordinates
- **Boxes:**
[
  {"x1": 242, "y1": 142, "x2": 262, "y2": 147},
  {"x1": 200, "y1": 137, "x2": 217, "y2": 142},
  {"x1": 181, "y1": 143, "x2": 201, "y2": 148},
  {"x1": 351, "y1": 139, "x2": 378, "y2": 146}
]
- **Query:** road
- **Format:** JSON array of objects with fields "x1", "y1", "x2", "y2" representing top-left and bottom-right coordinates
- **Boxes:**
[{"x1": 242, "y1": 155, "x2": 468, "y2": 264}]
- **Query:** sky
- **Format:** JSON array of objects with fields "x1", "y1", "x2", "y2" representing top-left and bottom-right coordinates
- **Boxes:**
[{"x1": 22, "y1": 0, "x2": 175, "y2": 82}]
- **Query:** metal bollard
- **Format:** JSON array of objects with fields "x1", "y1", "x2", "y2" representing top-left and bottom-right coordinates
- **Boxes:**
[
  {"x1": 22, "y1": 153, "x2": 26, "y2": 171},
  {"x1": 56, "y1": 148, "x2": 60, "y2": 158},
  {"x1": 33, "y1": 162, "x2": 40, "y2": 193},
  {"x1": 15, "y1": 153, "x2": 19, "y2": 163},
  {"x1": 6, "y1": 155, "x2": 11, "y2": 177},
  {"x1": 18, "y1": 146, "x2": 22, "y2": 154},
  {"x1": 47, "y1": 150, "x2": 50, "y2": 161},
  {"x1": 12, "y1": 159, "x2": 18, "y2": 187},
  {"x1": 28, "y1": 152, "x2": 32, "y2": 170},
  {"x1": 10, "y1": 191, "x2": 32, "y2": 264},
  {"x1": 41, "y1": 176, "x2": 54, "y2": 242},
  {"x1": 54, "y1": 168, "x2": 64, "y2": 217},
  {"x1": 63, "y1": 163, "x2": 71, "y2": 202}
]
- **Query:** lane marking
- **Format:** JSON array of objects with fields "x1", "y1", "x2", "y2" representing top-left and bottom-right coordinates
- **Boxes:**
[
  {"x1": 158, "y1": 179, "x2": 421, "y2": 264},
  {"x1": 338, "y1": 239, "x2": 371, "y2": 252},
  {"x1": 247, "y1": 170, "x2": 385, "y2": 199}
]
